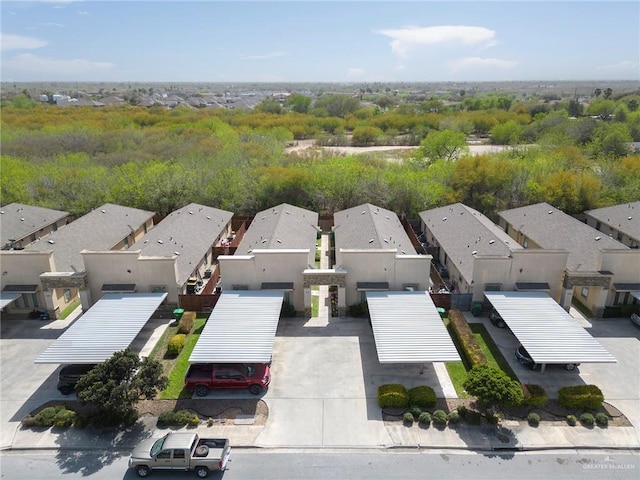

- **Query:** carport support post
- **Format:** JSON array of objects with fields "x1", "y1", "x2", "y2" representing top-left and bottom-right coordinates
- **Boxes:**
[
  {"x1": 79, "y1": 288, "x2": 92, "y2": 312},
  {"x1": 540, "y1": 364, "x2": 547, "y2": 374},
  {"x1": 420, "y1": 363, "x2": 425, "y2": 374}
]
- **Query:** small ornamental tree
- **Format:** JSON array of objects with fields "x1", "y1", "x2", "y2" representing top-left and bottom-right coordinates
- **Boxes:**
[
  {"x1": 75, "y1": 349, "x2": 168, "y2": 426},
  {"x1": 463, "y1": 364, "x2": 523, "y2": 409}
]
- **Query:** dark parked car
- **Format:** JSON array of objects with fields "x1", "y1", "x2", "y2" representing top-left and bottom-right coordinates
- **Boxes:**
[
  {"x1": 631, "y1": 312, "x2": 640, "y2": 327},
  {"x1": 57, "y1": 364, "x2": 97, "y2": 395},
  {"x1": 515, "y1": 345, "x2": 579, "y2": 371},
  {"x1": 489, "y1": 309, "x2": 506, "y2": 328}
]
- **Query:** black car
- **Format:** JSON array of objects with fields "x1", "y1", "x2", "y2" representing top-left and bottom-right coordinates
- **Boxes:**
[
  {"x1": 57, "y1": 364, "x2": 97, "y2": 395},
  {"x1": 515, "y1": 345, "x2": 579, "y2": 371},
  {"x1": 489, "y1": 309, "x2": 506, "y2": 328}
]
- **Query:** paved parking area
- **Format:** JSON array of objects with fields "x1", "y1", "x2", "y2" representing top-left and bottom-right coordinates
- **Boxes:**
[{"x1": 465, "y1": 309, "x2": 640, "y2": 430}]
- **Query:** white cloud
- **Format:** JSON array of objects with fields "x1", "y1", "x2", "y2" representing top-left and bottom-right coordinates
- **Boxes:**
[
  {"x1": 241, "y1": 51, "x2": 287, "y2": 60},
  {"x1": 1, "y1": 33, "x2": 48, "y2": 51},
  {"x1": 77, "y1": 10, "x2": 89, "y2": 15},
  {"x1": 3, "y1": 53, "x2": 114, "y2": 76},
  {"x1": 377, "y1": 25, "x2": 497, "y2": 59},
  {"x1": 450, "y1": 56, "x2": 518, "y2": 72},
  {"x1": 346, "y1": 68, "x2": 366, "y2": 79},
  {"x1": 596, "y1": 60, "x2": 638, "y2": 73},
  {"x1": 43, "y1": 22, "x2": 65, "y2": 27}
]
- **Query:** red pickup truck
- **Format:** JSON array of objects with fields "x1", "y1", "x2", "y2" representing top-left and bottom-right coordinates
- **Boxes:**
[{"x1": 184, "y1": 363, "x2": 270, "y2": 396}]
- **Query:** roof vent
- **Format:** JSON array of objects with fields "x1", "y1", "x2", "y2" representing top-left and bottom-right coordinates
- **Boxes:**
[
  {"x1": 472, "y1": 250, "x2": 478, "y2": 255},
  {"x1": 262, "y1": 239, "x2": 267, "y2": 243},
  {"x1": 20, "y1": 218, "x2": 25, "y2": 221},
  {"x1": 595, "y1": 236, "x2": 601, "y2": 241},
  {"x1": 384, "y1": 239, "x2": 389, "y2": 243},
  {"x1": 489, "y1": 240, "x2": 495, "y2": 244},
  {"x1": 101, "y1": 209, "x2": 106, "y2": 213},
  {"x1": 157, "y1": 240, "x2": 163, "y2": 244},
  {"x1": 189, "y1": 211, "x2": 193, "y2": 215},
  {"x1": 174, "y1": 251, "x2": 180, "y2": 255},
  {"x1": 629, "y1": 217, "x2": 633, "y2": 220},
  {"x1": 548, "y1": 210, "x2": 553, "y2": 214},
  {"x1": 206, "y1": 216, "x2": 211, "y2": 220},
  {"x1": 361, "y1": 211, "x2": 366, "y2": 215},
  {"x1": 0, "y1": 211, "x2": 4, "y2": 214},
  {"x1": 442, "y1": 217, "x2": 447, "y2": 221},
  {"x1": 276, "y1": 239, "x2": 282, "y2": 243},
  {"x1": 47, "y1": 239, "x2": 55, "y2": 244},
  {"x1": 369, "y1": 239, "x2": 374, "y2": 243}
]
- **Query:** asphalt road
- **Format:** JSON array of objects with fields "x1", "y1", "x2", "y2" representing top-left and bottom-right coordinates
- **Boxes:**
[{"x1": 1, "y1": 449, "x2": 638, "y2": 480}]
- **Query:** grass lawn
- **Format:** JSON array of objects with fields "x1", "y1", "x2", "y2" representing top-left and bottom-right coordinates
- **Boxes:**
[
  {"x1": 149, "y1": 316, "x2": 208, "y2": 399},
  {"x1": 445, "y1": 320, "x2": 518, "y2": 397},
  {"x1": 312, "y1": 295, "x2": 319, "y2": 317},
  {"x1": 59, "y1": 299, "x2": 81, "y2": 319}
]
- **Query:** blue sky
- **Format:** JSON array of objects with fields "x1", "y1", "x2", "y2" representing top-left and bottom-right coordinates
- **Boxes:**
[{"x1": 1, "y1": 1, "x2": 638, "y2": 82}]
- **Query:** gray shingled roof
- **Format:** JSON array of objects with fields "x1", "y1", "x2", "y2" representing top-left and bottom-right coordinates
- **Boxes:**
[
  {"x1": 334, "y1": 203, "x2": 416, "y2": 254},
  {"x1": 586, "y1": 201, "x2": 640, "y2": 243},
  {"x1": 499, "y1": 202, "x2": 627, "y2": 272},
  {"x1": 236, "y1": 203, "x2": 318, "y2": 254},
  {"x1": 420, "y1": 203, "x2": 521, "y2": 283},
  {"x1": 130, "y1": 203, "x2": 233, "y2": 287},
  {"x1": 25, "y1": 204, "x2": 155, "y2": 272},
  {"x1": 0, "y1": 203, "x2": 69, "y2": 248}
]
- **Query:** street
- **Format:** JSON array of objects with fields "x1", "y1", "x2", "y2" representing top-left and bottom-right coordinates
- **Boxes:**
[{"x1": 1, "y1": 449, "x2": 638, "y2": 480}]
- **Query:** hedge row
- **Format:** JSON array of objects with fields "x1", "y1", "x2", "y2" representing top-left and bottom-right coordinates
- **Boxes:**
[
  {"x1": 22, "y1": 405, "x2": 77, "y2": 428},
  {"x1": 178, "y1": 311, "x2": 196, "y2": 334},
  {"x1": 522, "y1": 384, "x2": 548, "y2": 408},
  {"x1": 448, "y1": 309, "x2": 487, "y2": 367},
  {"x1": 378, "y1": 384, "x2": 437, "y2": 409},
  {"x1": 558, "y1": 385, "x2": 604, "y2": 410}
]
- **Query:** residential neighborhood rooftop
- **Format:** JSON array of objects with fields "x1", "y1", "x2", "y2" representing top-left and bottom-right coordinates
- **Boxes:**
[
  {"x1": 499, "y1": 202, "x2": 628, "y2": 272},
  {"x1": 236, "y1": 203, "x2": 319, "y2": 254},
  {"x1": 129, "y1": 203, "x2": 233, "y2": 287},
  {"x1": 334, "y1": 203, "x2": 416, "y2": 254},
  {"x1": 25, "y1": 203, "x2": 155, "y2": 272},
  {"x1": 0, "y1": 203, "x2": 69, "y2": 249},
  {"x1": 420, "y1": 203, "x2": 522, "y2": 283},
  {"x1": 586, "y1": 201, "x2": 640, "y2": 242}
]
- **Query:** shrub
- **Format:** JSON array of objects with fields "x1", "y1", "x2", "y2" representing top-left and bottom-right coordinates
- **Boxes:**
[
  {"x1": 566, "y1": 414, "x2": 577, "y2": 426},
  {"x1": 410, "y1": 407, "x2": 423, "y2": 419},
  {"x1": 522, "y1": 384, "x2": 548, "y2": 408},
  {"x1": 378, "y1": 384, "x2": 409, "y2": 409},
  {"x1": 580, "y1": 412, "x2": 595, "y2": 426},
  {"x1": 558, "y1": 385, "x2": 604, "y2": 410},
  {"x1": 456, "y1": 404, "x2": 468, "y2": 421},
  {"x1": 527, "y1": 412, "x2": 540, "y2": 426},
  {"x1": 403, "y1": 412, "x2": 415, "y2": 424},
  {"x1": 158, "y1": 409, "x2": 199, "y2": 427},
  {"x1": 463, "y1": 364, "x2": 524, "y2": 408},
  {"x1": 465, "y1": 410, "x2": 482, "y2": 425},
  {"x1": 418, "y1": 412, "x2": 432, "y2": 426},
  {"x1": 432, "y1": 410, "x2": 448, "y2": 426},
  {"x1": 448, "y1": 310, "x2": 488, "y2": 367},
  {"x1": 280, "y1": 301, "x2": 296, "y2": 317},
  {"x1": 407, "y1": 385, "x2": 436, "y2": 408},
  {"x1": 595, "y1": 412, "x2": 609, "y2": 427},
  {"x1": 178, "y1": 311, "x2": 195, "y2": 334},
  {"x1": 53, "y1": 409, "x2": 76, "y2": 428},
  {"x1": 348, "y1": 302, "x2": 369, "y2": 318},
  {"x1": 24, "y1": 405, "x2": 77, "y2": 429},
  {"x1": 167, "y1": 334, "x2": 186, "y2": 356},
  {"x1": 447, "y1": 411, "x2": 460, "y2": 424}
]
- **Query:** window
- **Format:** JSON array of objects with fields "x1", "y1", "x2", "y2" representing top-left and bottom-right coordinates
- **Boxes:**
[
  {"x1": 124, "y1": 237, "x2": 129, "y2": 249},
  {"x1": 617, "y1": 232, "x2": 623, "y2": 242},
  {"x1": 173, "y1": 450, "x2": 185, "y2": 459},
  {"x1": 63, "y1": 289, "x2": 71, "y2": 302},
  {"x1": 283, "y1": 292, "x2": 291, "y2": 304},
  {"x1": 523, "y1": 238, "x2": 528, "y2": 249},
  {"x1": 157, "y1": 451, "x2": 171, "y2": 459},
  {"x1": 31, "y1": 293, "x2": 39, "y2": 308},
  {"x1": 581, "y1": 287, "x2": 589, "y2": 298},
  {"x1": 30, "y1": 233, "x2": 36, "y2": 242},
  {"x1": 595, "y1": 221, "x2": 601, "y2": 230}
]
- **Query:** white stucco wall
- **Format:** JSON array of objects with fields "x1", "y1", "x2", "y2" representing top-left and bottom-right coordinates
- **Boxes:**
[
  {"x1": 0, "y1": 251, "x2": 55, "y2": 312},
  {"x1": 82, "y1": 250, "x2": 179, "y2": 305}
]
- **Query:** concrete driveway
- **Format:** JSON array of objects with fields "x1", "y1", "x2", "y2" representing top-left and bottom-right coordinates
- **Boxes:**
[
  {"x1": 467, "y1": 309, "x2": 640, "y2": 430},
  {"x1": 255, "y1": 315, "x2": 453, "y2": 448}
]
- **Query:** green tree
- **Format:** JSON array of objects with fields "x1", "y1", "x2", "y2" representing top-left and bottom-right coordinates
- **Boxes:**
[
  {"x1": 351, "y1": 126, "x2": 383, "y2": 146},
  {"x1": 589, "y1": 122, "x2": 633, "y2": 158},
  {"x1": 314, "y1": 94, "x2": 361, "y2": 118},
  {"x1": 255, "y1": 98, "x2": 283, "y2": 114},
  {"x1": 285, "y1": 93, "x2": 312, "y2": 114},
  {"x1": 75, "y1": 349, "x2": 167, "y2": 426},
  {"x1": 586, "y1": 99, "x2": 616, "y2": 121},
  {"x1": 490, "y1": 120, "x2": 524, "y2": 145},
  {"x1": 417, "y1": 129, "x2": 468, "y2": 164},
  {"x1": 463, "y1": 364, "x2": 523, "y2": 409}
]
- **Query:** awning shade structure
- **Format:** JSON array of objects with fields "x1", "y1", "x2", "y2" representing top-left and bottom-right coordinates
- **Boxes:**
[
  {"x1": 35, "y1": 292, "x2": 167, "y2": 364},
  {"x1": 366, "y1": 291, "x2": 461, "y2": 363},
  {"x1": 0, "y1": 293, "x2": 21, "y2": 310},
  {"x1": 484, "y1": 291, "x2": 616, "y2": 365},
  {"x1": 3, "y1": 284, "x2": 38, "y2": 293},
  {"x1": 189, "y1": 290, "x2": 283, "y2": 364}
]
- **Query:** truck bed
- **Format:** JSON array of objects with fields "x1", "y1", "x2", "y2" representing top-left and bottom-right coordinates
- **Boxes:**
[{"x1": 192, "y1": 438, "x2": 227, "y2": 459}]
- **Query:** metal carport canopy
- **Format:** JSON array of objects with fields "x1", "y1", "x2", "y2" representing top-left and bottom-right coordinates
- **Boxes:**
[
  {"x1": 0, "y1": 293, "x2": 21, "y2": 310},
  {"x1": 484, "y1": 291, "x2": 616, "y2": 365},
  {"x1": 366, "y1": 291, "x2": 461, "y2": 363},
  {"x1": 35, "y1": 292, "x2": 167, "y2": 364},
  {"x1": 189, "y1": 290, "x2": 283, "y2": 364}
]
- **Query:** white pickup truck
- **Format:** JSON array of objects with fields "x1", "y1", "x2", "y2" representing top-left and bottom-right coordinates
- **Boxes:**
[{"x1": 128, "y1": 432, "x2": 230, "y2": 478}]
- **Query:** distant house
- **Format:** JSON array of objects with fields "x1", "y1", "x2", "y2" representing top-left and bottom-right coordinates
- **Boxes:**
[
  {"x1": 0, "y1": 203, "x2": 70, "y2": 250},
  {"x1": 82, "y1": 203, "x2": 234, "y2": 305},
  {"x1": 585, "y1": 201, "x2": 640, "y2": 248},
  {"x1": 498, "y1": 202, "x2": 640, "y2": 317},
  {"x1": 419, "y1": 203, "x2": 568, "y2": 306},
  {"x1": 0, "y1": 204, "x2": 155, "y2": 317}
]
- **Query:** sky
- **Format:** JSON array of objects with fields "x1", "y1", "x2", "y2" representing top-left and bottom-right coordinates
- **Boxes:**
[{"x1": 1, "y1": 0, "x2": 638, "y2": 83}]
